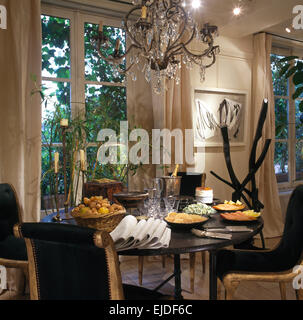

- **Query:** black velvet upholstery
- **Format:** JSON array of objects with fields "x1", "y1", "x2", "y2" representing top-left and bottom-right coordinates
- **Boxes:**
[
  {"x1": 0, "y1": 183, "x2": 20, "y2": 240},
  {"x1": 0, "y1": 183, "x2": 27, "y2": 261},
  {"x1": 0, "y1": 235, "x2": 27, "y2": 260},
  {"x1": 19, "y1": 223, "x2": 168, "y2": 300},
  {"x1": 217, "y1": 185, "x2": 303, "y2": 279},
  {"x1": 19, "y1": 223, "x2": 110, "y2": 300}
]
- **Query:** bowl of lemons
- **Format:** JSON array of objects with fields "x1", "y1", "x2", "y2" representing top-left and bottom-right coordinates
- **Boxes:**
[{"x1": 71, "y1": 196, "x2": 126, "y2": 232}]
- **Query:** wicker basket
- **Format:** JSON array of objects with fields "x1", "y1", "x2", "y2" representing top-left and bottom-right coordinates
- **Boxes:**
[{"x1": 72, "y1": 210, "x2": 126, "y2": 232}]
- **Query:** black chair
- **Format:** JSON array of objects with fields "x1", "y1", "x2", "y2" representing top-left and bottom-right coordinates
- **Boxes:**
[
  {"x1": 0, "y1": 183, "x2": 28, "y2": 294},
  {"x1": 14, "y1": 222, "x2": 171, "y2": 300},
  {"x1": 216, "y1": 184, "x2": 303, "y2": 300}
]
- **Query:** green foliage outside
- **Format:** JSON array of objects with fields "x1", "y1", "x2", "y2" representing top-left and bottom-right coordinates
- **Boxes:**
[
  {"x1": 40, "y1": 15, "x2": 132, "y2": 208},
  {"x1": 271, "y1": 54, "x2": 303, "y2": 179}
]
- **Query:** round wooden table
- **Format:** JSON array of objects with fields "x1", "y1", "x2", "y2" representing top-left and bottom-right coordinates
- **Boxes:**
[{"x1": 42, "y1": 211, "x2": 263, "y2": 300}]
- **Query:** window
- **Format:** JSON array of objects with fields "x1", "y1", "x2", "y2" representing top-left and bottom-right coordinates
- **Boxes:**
[
  {"x1": 271, "y1": 49, "x2": 303, "y2": 189},
  {"x1": 41, "y1": 6, "x2": 126, "y2": 209}
]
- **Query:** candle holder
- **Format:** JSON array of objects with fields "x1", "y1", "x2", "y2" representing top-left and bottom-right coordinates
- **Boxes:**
[
  {"x1": 61, "y1": 123, "x2": 68, "y2": 214},
  {"x1": 81, "y1": 169, "x2": 86, "y2": 201},
  {"x1": 52, "y1": 172, "x2": 62, "y2": 222}
]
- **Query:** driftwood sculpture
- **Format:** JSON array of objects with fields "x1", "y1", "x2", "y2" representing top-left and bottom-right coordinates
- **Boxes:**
[{"x1": 211, "y1": 99, "x2": 271, "y2": 212}]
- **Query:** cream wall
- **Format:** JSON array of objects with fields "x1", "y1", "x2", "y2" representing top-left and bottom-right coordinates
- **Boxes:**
[{"x1": 192, "y1": 35, "x2": 254, "y2": 202}]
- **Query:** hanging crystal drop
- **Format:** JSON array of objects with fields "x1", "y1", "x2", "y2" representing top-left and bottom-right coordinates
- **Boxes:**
[
  {"x1": 131, "y1": 71, "x2": 137, "y2": 81},
  {"x1": 145, "y1": 64, "x2": 151, "y2": 83},
  {"x1": 123, "y1": 76, "x2": 128, "y2": 87},
  {"x1": 200, "y1": 66, "x2": 206, "y2": 82},
  {"x1": 147, "y1": 29, "x2": 153, "y2": 46}
]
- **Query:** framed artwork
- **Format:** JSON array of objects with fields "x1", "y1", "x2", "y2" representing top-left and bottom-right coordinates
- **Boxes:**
[{"x1": 193, "y1": 88, "x2": 248, "y2": 147}]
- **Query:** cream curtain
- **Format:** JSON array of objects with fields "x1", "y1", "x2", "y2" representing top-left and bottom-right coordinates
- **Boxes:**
[
  {"x1": 127, "y1": 64, "x2": 156, "y2": 191},
  {"x1": 251, "y1": 33, "x2": 284, "y2": 238},
  {"x1": 0, "y1": 0, "x2": 41, "y2": 223},
  {"x1": 165, "y1": 65, "x2": 194, "y2": 172},
  {"x1": 127, "y1": 62, "x2": 193, "y2": 189},
  {"x1": 0, "y1": 0, "x2": 41, "y2": 298},
  {"x1": 152, "y1": 63, "x2": 194, "y2": 175}
]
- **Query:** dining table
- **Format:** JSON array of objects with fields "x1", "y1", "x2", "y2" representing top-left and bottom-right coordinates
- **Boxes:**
[{"x1": 42, "y1": 210, "x2": 263, "y2": 300}]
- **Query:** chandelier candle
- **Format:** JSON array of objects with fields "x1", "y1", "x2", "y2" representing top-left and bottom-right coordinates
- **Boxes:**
[
  {"x1": 98, "y1": 20, "x2": 103, "y2": 32},
  {"x1": 141, "y1": 5, "x2": 147, "y2": 18}
]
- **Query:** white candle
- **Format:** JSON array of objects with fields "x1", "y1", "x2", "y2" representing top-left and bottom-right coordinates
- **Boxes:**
[
  {"x1": 60, "y1": 119, "x2": 68, "y2": 127},
  {"x1": 54, "y1": 152, "x2": 59, "y2": 174},
  {"x1": 80, "y1": 150, "x2": 85, "y2": 171}
]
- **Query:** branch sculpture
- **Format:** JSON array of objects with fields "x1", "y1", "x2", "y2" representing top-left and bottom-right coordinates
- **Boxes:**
[{"x1": 211, "y1": 99, "x2": 271, "y2": 212}]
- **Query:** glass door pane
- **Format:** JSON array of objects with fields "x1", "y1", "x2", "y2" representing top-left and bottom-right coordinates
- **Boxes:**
[{"x1": 274, "y1": 142, "x2": 289, "y2": 183}]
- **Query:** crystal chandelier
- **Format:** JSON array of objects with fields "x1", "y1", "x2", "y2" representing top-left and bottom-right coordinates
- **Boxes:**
[{"x1": 94, "y1": 0, "x2": 219, "y2": 93}]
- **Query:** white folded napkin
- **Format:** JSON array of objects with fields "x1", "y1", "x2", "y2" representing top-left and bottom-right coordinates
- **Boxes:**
[
  {"x1": 110, "y1": 216, "x2": 171, "y2": 251},
  {"x1": 110, "y1": 215, "x2": 137, "y2": 249}
]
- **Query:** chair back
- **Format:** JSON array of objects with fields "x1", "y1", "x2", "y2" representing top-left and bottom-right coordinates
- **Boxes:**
[
  {"x1": 14, "y1": 222, "x2": 124, "y2": 300},
  {"x1": 0, "y1": 183, "x2": 22, "y2": 241},
  {"x1": 276, "y1": 184, "x2": 303, "y2": 268}
]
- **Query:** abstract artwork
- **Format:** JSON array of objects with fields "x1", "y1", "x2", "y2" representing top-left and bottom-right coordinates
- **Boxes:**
[{"x1": 194, "y1": 89, "x2": 247, "y2": 146}]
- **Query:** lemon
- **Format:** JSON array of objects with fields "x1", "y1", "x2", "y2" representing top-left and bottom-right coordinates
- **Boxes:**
[
  {"x1": 79, "y1": 207, "x2": 90, "y2": 215},
  {"x1": 98, "y1": 207, "x2": 109, "y2": 215},
  {"x1": 243, "y1": 210, "x2": 261, "y2": 217}
]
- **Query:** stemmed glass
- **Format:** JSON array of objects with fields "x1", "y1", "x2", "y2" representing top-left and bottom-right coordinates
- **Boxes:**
[{"x1": 142, "y1": 188, "x2": 161, "y2": 218}]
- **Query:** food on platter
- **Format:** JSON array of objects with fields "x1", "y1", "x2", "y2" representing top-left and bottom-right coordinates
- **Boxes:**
[
  {"x1": 213, "y1": 200, "x2": 245, "y2": 211},
  {"x1": 224, "y1": 200, "x2": 243, "y2": 205},
  {"x1": 242, "y1": 210, "x2": 261, "y2": 218},
  {"x1": 71, "y1": 196, "x2": 125, "y2": 219},
  {"x1": 183, "y1": 203, "x2": 216, "y2": 217},
  {"x1": 220, "y1": 210, "x2": 261, "y2": 221},
  {"x1": 165, "y1": 212, "x2": 208, "y2": 224},
  {"x1": 195, "y1": 187, "x2": 213, "y2": 204},
  {"x1": 92, "y1": 178, "x2": 118, "y2": 183}
]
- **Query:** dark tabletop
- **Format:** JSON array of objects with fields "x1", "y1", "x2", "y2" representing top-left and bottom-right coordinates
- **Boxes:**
[{"x1": 42, "y1": 211, "x2": 263, "y2": 256}]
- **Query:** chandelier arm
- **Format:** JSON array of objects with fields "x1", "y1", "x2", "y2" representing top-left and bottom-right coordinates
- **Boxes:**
[
  {"x1": 204, "y1": 51, "x2": 217, "y2": 68},
  {"x1": 119, "y1": 62, "x2": 135, "y2": 74},
  {"x1": 123, "y1": 5, "x2": 145, "y2": 48},
  {"x1": 95, "y1": 42, "x2": 140, "y2": 64},
  {"x1": 166, "y1": 21, "x2": 195, "y2": 55},
  {"x1": 181, "y1": 41, "x2": 215, "y2": 60},
  {"x1": 165, "y1": 4, "x2": 188, "y2": 51}
]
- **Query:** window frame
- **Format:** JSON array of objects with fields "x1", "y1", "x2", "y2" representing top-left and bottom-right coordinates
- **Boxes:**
[
  {"x1": 41, "y1": 4, "x2": 127, "y2": 198},
  {"x1": 272, "y1": 45, "x2": 303, "y2": 191},
  {"x1": 41, "y1": 4, "x2": 126, "y2": 120}
]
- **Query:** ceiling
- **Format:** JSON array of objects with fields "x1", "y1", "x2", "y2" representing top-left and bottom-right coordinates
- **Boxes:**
[{"x1": 43, "y1": 0, "x2": 303, "y2": 44}]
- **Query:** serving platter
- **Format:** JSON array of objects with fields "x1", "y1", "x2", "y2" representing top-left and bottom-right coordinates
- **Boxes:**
[
  {"x1": 220, "y1": 211, "x2": 260, "y2": 223},
  {"x1": 164, "y1": 217, "x2": 209, "y2": 232},
  {"x1": 212, "y1": 203, "x2": 245, "y2": 212}
]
